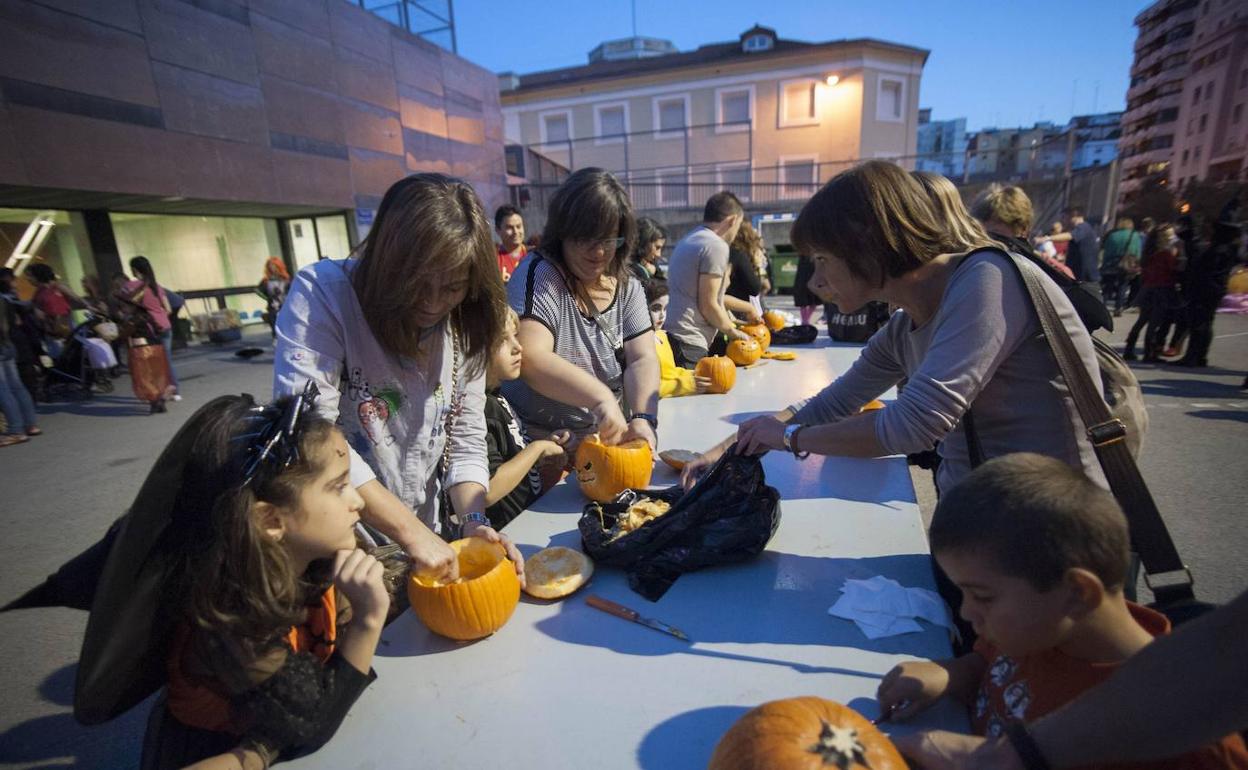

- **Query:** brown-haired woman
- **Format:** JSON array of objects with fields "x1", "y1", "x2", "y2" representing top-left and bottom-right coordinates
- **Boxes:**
[
  {"x1": 682, "y1": 160, "x2": 1106, "y2": 496},
  {"x1": 274, "y1": 173, "x2": 523, "y2": 585},
  {"x1": 503, "y1": 168, "x2": 660, "y2": 454}
]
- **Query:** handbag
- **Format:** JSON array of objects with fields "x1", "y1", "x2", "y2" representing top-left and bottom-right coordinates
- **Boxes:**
[{"x1": 965, "y1": 251, "x2": 1213, "y2": 623}]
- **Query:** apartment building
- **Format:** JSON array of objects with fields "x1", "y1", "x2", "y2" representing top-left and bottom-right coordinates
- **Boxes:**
[
  {"x1": 498, "y1": 26, "x2": 927, "y2": 211},
  {"x1": 1171, "y1": 0, "x2": 1248, "y2": 190},
  {"x1": 1119, "y1": 0, "x2": 1199, "y2": 205},
  {"x1": 916, "y1": 109, "x2": 968, "y2": 179}
]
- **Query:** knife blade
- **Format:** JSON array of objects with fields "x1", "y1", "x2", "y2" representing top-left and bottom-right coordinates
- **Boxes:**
[{"x1": 586, "y1": 594, "x2": 691, "y2": 642}]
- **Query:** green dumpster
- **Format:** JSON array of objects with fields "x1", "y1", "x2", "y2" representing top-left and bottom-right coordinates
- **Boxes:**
[{"x1": 768, "y1": 244, "x2": 800, "y2": 294}]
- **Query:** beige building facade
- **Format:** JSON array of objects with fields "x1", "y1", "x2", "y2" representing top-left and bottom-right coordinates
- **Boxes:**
[{"x1": 499, "y1": 26, "x2": 927, "y2": 212}]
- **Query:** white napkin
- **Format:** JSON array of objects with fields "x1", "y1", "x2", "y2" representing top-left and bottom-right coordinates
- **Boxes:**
[{"x1": 828, "y1": 575, "x2": 954, "y2": 640}]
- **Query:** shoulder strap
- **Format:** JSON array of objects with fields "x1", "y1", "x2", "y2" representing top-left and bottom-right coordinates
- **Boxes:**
[{"x1": 998, "y1": 253, "x2": 1195, "y2": 604}]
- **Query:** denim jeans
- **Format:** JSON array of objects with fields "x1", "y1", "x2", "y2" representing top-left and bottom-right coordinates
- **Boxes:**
[
  {"x1": 0, "y1": 348, "x2": 38, "y2": 434},
  {"x1": 158, "y1": 328, "x2": 179, "y2": 390}
]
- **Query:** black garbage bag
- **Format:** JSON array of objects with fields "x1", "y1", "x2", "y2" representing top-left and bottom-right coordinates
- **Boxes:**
[
  {"x1": 770, "y1": 324, "x2": 819, "y2": 345},
  {"x1": 578, "y1": 451, "x2": 781, "y2": 601}
]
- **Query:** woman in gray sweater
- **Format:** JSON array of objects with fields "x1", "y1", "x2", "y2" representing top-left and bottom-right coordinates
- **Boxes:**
[{"x1": 682, "y1": 161, "x2": 1105, "y2": 495}]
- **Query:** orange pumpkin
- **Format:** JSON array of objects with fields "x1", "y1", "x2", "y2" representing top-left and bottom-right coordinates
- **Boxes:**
[
  {"x1": 860, "y1": 399, "x2": 885, "y2": 412},
  {"x1": 726, "y1": 337, "x2": 762, "y2": 366},
  {"x1": 408, "y1": 538, "x2": 520, "y2": 640},
  {"x1": 708, "y1": 697, "x2": 907, "y2": 770},
  {"x1": 741, "y1": 323, "x2": 771, "y2": 351},
  {"x1": 575, "y1": 433, "x2": 653, "y2": 502},
  {"x1": 695, "y1": 355, "x2": 736, "y2": 393},
  {"x1": 763, "y1": 310, "x2": 787, "y2": 332}
]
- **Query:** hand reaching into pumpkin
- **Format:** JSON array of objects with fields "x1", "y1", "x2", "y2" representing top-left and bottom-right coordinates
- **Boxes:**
[
  {"x1": 623, "y1": 417, "x2": 658, "y2": 452},
  {"x1": 462, "y1": 520, "x2": 526, "y2": 589},
  {"x1": 591, "y1": 397, "x2": 629, "y2": 445},
  {"x1": 876, "y1": 660, "x2": 952, "y2": 722}
]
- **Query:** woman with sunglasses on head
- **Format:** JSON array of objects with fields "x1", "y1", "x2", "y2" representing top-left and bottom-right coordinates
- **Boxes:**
[
  {"x1": 273, "y1": 173, "x2": 523, "y2": 587},
  {"x1": 502, "y1": 168, "x2": 660, "y2": 457}
]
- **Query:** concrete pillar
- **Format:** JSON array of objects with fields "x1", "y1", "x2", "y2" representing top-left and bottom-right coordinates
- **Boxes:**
[{"x1": 74, "y1": 210, "x2": 124, "y2": 279}]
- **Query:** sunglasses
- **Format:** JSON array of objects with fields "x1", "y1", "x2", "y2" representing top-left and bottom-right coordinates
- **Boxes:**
[
  {"x1": 571, "y1": 236, "x2": 626, "y2": 253},
  {"x1": 235, "y1": 380, "x2": 321, "y2": 488}
]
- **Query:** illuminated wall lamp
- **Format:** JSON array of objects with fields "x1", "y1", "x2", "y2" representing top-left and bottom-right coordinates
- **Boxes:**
[{"x1": 824, "y1": 74, "x2": 840, "y2": 87}]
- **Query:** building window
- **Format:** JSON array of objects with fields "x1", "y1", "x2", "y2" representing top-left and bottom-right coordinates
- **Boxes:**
[
  {"x1": 743, "y1": 34, "x2": 773, "y2": 52},
  {"x1": 594, "y1": 103, "x2": 628, "y2": 145},
  {"x1": 780, "y1": 156, "x2": 818, "y2": 197},
  {"x1": 1234, "y1": 104, "x2": 1244, "y2": 124},
  {"x1": 878, "y1": 77, "x2": 905, "y2": 122},
  {"x1": 1241, "y1": 69, "x2": 1248, "y2": 89},
  {"x1": 657, "y1": 167, "x2": 688, "y2": 207},
  {"x1": 716, "y1": 86, "x2": 753, "y2": 133},
  {"x1": 1195, "y1": 146, "x2": 1202, "y2": 161},
  {"x1": 1182, "y1": 149, "x2": 1190, "y2": 164},
  {"x1": 1199, "y1": 113, "x2": 1208, "y2": 132},
  {"x1": 779, "y1": 79, "x2": 818, "y2": 127},
  {"x1": 1206, "y1": 82, "x2": 1214, "y2": 101},
  {"x1": 1193, "y1": 85, "x2": 1202, "y2": 104},
  {"x1": 652, "y1": 95, "x2": 689, "y2": 138},
  {"x1": 716, "y1": 163, "x2": 752, "y2": 202},
  {"x1": 540, "y1": 110, "x2": 571, "y2": 145}
]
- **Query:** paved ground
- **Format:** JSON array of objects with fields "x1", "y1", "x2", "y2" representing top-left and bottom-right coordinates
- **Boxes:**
[{"x1": 0, "y1": 307, "x2": 1245, "y2": 769}]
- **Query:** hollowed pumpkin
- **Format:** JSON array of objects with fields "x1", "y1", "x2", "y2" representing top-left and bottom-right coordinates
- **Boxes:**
[
  {"x1": 575, "y1": 433, "x2": 653, "y2": 502},
  {"x1": 763, "y1": 310, "x2": 787, "y2": 332},
  {"x1": 695, "y1": 356, "x2": 736, "y2": 394},
  {"x1": 408, "y1": 538, "x2": 520, "y2": 640},
  {"x1": 726, "y1": 338, "x2": 762, "y2": 366},
  {"x1": 741, "y1": 322, "x2": 771, "y2": 351},
  {"x1": 709, "y1": 697, "x2": 906, "y2": 770}
]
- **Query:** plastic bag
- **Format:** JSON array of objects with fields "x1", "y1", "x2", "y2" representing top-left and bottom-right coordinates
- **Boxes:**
[
  {"x1": 578, "y1": 451, "x2": 781, "y2": 600},
  {"x1": 770, "y1": 324, "x2": 818, "y2": 345}
]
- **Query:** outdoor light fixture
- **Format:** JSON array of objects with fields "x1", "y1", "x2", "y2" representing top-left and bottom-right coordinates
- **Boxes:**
[
  {"x1": 4, "y1": 211, "x2": 56, "y2": 273},
  {"x1": 825, "y1": 74, "x2": 840, "y2": 87}
]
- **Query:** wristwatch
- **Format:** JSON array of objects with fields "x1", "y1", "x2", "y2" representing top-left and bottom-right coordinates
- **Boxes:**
[
  {"x1": 783, "y1": 423, "x2": 810, "y2": 459},
  {"x1": 631, "y1": 412, "x2": 658, "y2": 431},
  {"x1": 461, "y1": 511, "x2": 490, "y2": 529}
]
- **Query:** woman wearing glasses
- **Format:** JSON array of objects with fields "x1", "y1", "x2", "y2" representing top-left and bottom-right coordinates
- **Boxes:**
[
  {"x1": 273, "y1": 173, "x2": 523, "y2": 586},
  {"x1": 502, "y1": 168, "x2": 661, "y2": 457}
]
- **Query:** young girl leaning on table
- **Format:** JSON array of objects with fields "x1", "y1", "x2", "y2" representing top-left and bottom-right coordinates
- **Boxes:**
[
  {"x1": 139, "y1": 386, "x2": 388, "y2": 770},
  {"x1": 644, "y1": 279, "x2": 710, "y2": 398},
  {"x1": 482, "y1": 306, "x2": 571, "y2": 530}
]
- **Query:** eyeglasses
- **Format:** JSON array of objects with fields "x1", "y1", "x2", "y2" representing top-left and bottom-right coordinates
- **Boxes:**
[
  {"x1": 235, "y1": 380, "x2": 321, "y2": 488},
  {"x1": 571, "y1": 237, "x2": 626, "y2": 253}
]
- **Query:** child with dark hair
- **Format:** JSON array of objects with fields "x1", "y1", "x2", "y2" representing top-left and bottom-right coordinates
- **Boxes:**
[
  {"x1": 483, "y1": 307, "x2": 569, "y2": 529},
  {"x1": 644, "y1": 279, "x2": 709, "y2": 398},
  {"x1": 117, "y1": 389, "x2": 387, "y2": 769},
  {"x1": 878, "y1": 453, "x2": 1248, "y2": 768}
]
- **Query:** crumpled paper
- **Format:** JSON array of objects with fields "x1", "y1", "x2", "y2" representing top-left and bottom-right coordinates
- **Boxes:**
[{"x1": 828, "y1": 575, "x2": 954, "y2": 640}]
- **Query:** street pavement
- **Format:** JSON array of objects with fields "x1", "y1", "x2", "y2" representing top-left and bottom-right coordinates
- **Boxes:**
[{"x1": 1, "y1": 308, "x2": 1246, "y2": 768}]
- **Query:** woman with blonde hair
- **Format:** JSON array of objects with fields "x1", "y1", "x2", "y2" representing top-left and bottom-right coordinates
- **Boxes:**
[
  {"x1": 684, "y1": 160, "x2": 1106, "y2": 496},
  {"x1": 274, "y1": 173, "x2": 523, "y2": 587}
]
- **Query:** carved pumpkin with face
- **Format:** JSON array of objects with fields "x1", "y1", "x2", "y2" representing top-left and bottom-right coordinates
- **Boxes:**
[
  {"x1": 741, "y1": 323, "x2": 771, "y2": 351},
  {"x1": 574, "y1": 434, "x2": 653, "y2": 502},
  {"x1": 726, "y1": 338, "x2": 762, "y2": 366}
]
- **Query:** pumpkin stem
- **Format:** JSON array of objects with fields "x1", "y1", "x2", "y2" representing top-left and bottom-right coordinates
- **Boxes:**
[{"x1": 807, "y1": 720, "x2": 871, "y2": 769}]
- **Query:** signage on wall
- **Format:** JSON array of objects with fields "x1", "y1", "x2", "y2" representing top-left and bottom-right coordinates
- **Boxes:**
[{"x1": 356, "y1": 208, "x2": 375, "y2": 226}]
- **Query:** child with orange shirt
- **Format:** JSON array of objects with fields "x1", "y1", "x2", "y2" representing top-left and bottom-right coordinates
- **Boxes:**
[{"x1": 879, "y1": 453, "x2": 1248, "y2": 769}]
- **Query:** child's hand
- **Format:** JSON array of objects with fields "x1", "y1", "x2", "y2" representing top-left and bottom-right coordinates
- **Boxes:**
[
  {"x1": 549, "y1": 429, "x2": 572, "y2": 447},
  {"x1": 877, "y1": 660, "x2": 950, "y2": 721},
  {"x1": 332, "y1": 549, "x2": 389, "y2": 626},
  {"x1": 694, "y1": 376, "x2": 712, "y2": 394},
  {"x1": 535, "y1": 439, "x2": 566, "y2": 460}
]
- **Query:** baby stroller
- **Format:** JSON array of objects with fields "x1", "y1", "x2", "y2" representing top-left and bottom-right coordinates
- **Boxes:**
[{"x1": 42, "y1": 313, "x2": 117, "y2": 400}]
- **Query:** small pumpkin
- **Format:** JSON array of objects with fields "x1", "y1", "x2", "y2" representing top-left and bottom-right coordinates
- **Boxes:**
[
  {"x1": 695, "y1": 356, "x2": 736, "y2": 393},
  {"x1": 860, "y1": 399, "x2": 885, "y2": 412},
  {"x1": 708, "y1": 697, "x2": 906, "y2": 770},
  {"x1": 763, "y1": 310, "x2": 787, "y2": 332},
  {"x1": 408, "y1": 538, "x2": 520, "y2": 640},
  {"x1": 575, "y1": 433, "x2": 653, "y2": 502},
  {"x1": 726, "y1": 337, "x2": 762, "y2": 366},
  {"x1": 741, "y1": 322, "x2": 771, "y2": 351}
]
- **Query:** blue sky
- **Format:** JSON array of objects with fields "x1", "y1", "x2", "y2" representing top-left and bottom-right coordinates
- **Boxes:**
[{"x1": 454, "y1": 0, "x2": 1144, "y2": 131}]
